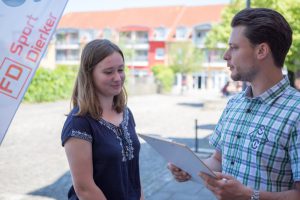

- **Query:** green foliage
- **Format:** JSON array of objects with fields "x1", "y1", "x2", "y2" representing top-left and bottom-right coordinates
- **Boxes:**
[
  {"x1": 151, "y1": 65, "x2": 175, "y2": 92},
  {"x1": 24, "y1": 65, "x2": 78, "y2": 102},
  {"x1": 253, "y1": 0, "x2": 300, "y2": 72},
  {"x1": 118, "y1": 39, "x2": 135, "y2": 66},
  {"x1": 205, "y1": 0, "x2": 300, "y2": 73},
  {"x1": 168, "y1": 42, "x2": 203, "y2": 74},
  {"x1": 205, "y1": 0, "x2": 246, "y2": 48},
  {"x1": 205, "y1": 0, "x2": 244, "y2": 48}
]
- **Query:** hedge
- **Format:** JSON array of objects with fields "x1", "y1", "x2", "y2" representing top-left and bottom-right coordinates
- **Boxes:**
[{"x1": 24, "y1": 65, "x2": 78, "y2": 102}]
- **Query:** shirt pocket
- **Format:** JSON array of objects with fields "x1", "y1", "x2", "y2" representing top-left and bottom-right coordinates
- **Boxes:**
[{"x1": 246, "y1": 125, "x2": 289, "y2": 170}]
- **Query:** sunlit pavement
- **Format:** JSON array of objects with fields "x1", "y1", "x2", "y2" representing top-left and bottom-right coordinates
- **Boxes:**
[{"x1": 0, "y1": 90, "x2": 226, "y2": 199}]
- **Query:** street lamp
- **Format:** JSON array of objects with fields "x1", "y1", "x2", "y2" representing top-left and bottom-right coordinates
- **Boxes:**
[
  {"x1": 246, "y1": 0, "x2": 251, "y2": 8},
  {"x1": 242, "y1": 0, "x2": 251, "y2": 90}
]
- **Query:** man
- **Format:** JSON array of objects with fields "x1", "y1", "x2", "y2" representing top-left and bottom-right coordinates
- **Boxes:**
[{"x1": 169, "y1": 8, "x2": 300, "y2": 200}]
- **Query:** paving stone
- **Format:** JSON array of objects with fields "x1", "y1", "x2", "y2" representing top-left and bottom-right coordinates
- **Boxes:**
[{"x1": 0, "y1": 91, "x2": 226, "y2": 199}]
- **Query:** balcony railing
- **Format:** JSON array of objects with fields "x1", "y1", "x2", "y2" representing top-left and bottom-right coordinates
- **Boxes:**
[{"x1": 55, "y1": 43, "x2": 80, "y2": 49}]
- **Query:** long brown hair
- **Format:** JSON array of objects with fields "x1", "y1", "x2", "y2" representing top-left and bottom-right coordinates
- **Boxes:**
[{"x1": 71, "y1": 39, "x2": 127, "y2": 120}]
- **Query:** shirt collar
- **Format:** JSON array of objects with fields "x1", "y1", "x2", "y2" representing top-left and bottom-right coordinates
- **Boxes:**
[{"x1": 243, "y1": 75, "x2": 290, "y2": 104}]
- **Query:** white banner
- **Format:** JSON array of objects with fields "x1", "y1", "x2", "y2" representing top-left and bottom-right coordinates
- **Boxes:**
[{"x1": 0, "y1": 0, "x2": 69, "y2": 144}]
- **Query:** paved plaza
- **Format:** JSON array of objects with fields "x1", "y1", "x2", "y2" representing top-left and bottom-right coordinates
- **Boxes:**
[{"x1": 0, "y1": 90, "x2": 227, "y2": 200}]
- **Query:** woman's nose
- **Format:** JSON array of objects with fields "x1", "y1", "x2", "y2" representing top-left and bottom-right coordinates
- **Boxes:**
[{"x1": 113, "y1": 71, "x2": 122, "y2": 81}]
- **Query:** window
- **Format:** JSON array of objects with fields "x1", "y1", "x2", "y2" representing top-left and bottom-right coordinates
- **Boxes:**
[
  {"x1": 193, "y1": 24, "x2": 211, "y2": 46},
  {"x1": 56, "y1": 29, "x2": 79, "y2": 45},
  {"x1": 176, "y1": 26, "x2": 187, "y2": 39},
  {"x1": 119, "y1": 32, "x2": 131, "y2": 44},
  {"x1": 135, "y1": 50, "x2": 148, "y2": 61},
  {"x1": 136, "y1": 31, "x2": 148, "y2": 43},
  {"x1": 64, "y1": 32, "x2": 78, "y2": 44},
  {"x1": 155, "y1": 48, "x2": 165, "y2": 60},
  {"x1": 197, "y1": 32, "x2": 204, "y2": 38},
  {"x1": 80, "y1": 31, "x2": 93, "y2": 42},
  {"x1": 195, "y1": 31, "x2": 207, "y2": 46},
  {"x1": 154, "y1": 27, "x2": 166, "y2": 40},
  {"x1": 203, "y1": 49, "x2": 225, "y2": 63},
  {"x1": 56, "y1": 49, "x2": 79, "y2": 61},
  {"x1": 56, "y1": 33, "x2": 65, "y2": 44},
  {"x1": 103, "y1": 28, "x2": 112, "y2": 39}
]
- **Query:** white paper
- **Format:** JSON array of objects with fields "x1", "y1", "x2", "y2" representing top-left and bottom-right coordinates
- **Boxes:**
[{"x1": 139, "y1": 134, "x2": 216, "y2": 184}]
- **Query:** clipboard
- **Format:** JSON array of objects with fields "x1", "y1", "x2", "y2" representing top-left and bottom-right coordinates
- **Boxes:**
[{"x1": 139, "y1": 133, "x2": 217, "y2": 184}]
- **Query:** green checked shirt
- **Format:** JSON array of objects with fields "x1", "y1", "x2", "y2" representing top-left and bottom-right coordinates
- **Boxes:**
[{"x1": 210, "y1": 76, "x2": 300, "y2": 192}]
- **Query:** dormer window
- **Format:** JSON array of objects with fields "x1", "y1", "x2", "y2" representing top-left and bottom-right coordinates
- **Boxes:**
[
  {"x1": 176, "y1": 26, "x2": 187, "y2": 40},
  {"x1": 103, "y1": 28, "x2": 112, "y2": 39},
  {"x1": 154, "y1": 27, "x2": 166, "y2": 40},
  {"x1": 193, "y1": 23, "x2": 212, "y2": 47}
]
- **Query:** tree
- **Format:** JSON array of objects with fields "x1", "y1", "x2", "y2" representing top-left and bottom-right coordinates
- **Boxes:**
[
  {"x1": 167, "y1": 42, "x2": 203, "y2": 74},
  {"x1": 205, "y1": 0, "x2": 300, "y2": 87},
  {"x1": 151, "y1": 65, "x2": 175, "y2": 93},
  {"x1": 167, "y1": 42, "x2": 203, "y2": 93},
  {"x1": 205, "y1": 0, "x2": 244, "y2": 49}
]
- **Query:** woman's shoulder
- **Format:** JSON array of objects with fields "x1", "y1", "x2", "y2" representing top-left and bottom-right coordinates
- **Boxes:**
[
  {"x1": 67, "y1": 107, "x2": 92, "y2": 121},
  {"x1": 123, "y1": 106, "x2": 134, "y2": 120},
  {"x1": 125, "y1": 106, "x2": 133, "y2": 115},
  {"x1": 61, "y1": 107, "x2": 93, "y2": 146},
  {"x1": 64, "y1": 107, "x2": 93, "y2": 130},
  {"x1": 124, "y1": 106, "x2": 136, "y2": 127}
]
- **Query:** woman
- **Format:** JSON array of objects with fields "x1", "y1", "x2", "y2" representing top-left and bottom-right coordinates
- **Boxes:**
[{"x1": 61, "y1": 39, "x2": 143, "y2": 200}]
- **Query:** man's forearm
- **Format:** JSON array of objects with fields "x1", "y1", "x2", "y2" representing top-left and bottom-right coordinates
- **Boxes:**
[
  {"x1": 259, "y1": 189, "x2": 300, "y2": 200},
  {"x1": 258, "y1": 181, "x2": 300, "y2": 200}
]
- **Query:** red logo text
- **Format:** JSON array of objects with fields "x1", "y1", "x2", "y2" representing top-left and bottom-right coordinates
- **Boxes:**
[{"x1": 0, "y1": 58, "x2": 32, "y2": 99}]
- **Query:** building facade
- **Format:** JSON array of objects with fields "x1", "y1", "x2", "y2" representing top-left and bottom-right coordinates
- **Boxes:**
[{"x1": 42, "y1": 4, "x2": 232, "y2": 90}]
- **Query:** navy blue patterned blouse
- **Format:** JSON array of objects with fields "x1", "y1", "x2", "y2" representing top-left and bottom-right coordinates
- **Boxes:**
[{"x1": 61, "y1": 106, "x2": 141, "y2": 200}]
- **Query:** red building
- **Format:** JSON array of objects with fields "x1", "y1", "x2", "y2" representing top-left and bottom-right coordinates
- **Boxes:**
[{"x1": 56, "y1": 5, "x2": 225, "y2": 72}]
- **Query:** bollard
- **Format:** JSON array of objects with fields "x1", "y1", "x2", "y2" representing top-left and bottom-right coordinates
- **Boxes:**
[{"x1": 195, "y1": 119, "x2": 198, "y2": 152}]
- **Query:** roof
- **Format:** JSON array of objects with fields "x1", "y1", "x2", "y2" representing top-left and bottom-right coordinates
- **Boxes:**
[
  {"x1": 178, "y1": 5, "x2": 225, "y2": 26},
  {"x1": 59, "y1": 4, "x2": 226, "y2": 30}
]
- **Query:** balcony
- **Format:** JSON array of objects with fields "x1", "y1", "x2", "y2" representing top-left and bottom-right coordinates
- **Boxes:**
[
  {"x1": 56, "y1": 43, "x2": 80, "y2": 50},
  {"x1": 124, "y1": 43, "x2": 149, "y2": 50},
  {"x1": 126, "y1": 60, "x2": 149, "y2": 67},
  {"x1": 56, "y1": 60, "x2": 80, "y2": 65}
]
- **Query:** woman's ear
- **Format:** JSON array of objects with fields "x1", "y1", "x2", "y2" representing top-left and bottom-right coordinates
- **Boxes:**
[{"x1": 256, "y1": 43, "x2": 269, "y2": 60}]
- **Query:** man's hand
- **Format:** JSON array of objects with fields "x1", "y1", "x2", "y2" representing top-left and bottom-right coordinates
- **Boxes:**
[
  {"x1": 199, "y1": 172, "x2": 252, "y2": 200},
  {"x1": 167, "y1": 163, "x2": 191, "y2": 182}
]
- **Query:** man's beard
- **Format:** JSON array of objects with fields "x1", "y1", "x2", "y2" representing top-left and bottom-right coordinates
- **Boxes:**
[
  {"x1": 231, "y1": 73, "x2": 242, "y2": 81},
  {"x1": 231, "y1": 67, "x2": 258, "y2": 82}
]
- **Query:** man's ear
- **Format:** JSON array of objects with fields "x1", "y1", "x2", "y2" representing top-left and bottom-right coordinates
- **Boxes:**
[{"x1": 256, "y1": 43, "x2": 269, "y2": 60}]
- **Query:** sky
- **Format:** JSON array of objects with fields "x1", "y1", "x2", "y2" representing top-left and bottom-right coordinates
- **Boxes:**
[{"x1": 63, "y1": 0, "x2": 231, "y2": 14}]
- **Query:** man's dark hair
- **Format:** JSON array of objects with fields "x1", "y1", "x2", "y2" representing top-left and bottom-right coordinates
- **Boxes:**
[{"x1": 231, "y1": 8, "x2": 292, "y2": 68}]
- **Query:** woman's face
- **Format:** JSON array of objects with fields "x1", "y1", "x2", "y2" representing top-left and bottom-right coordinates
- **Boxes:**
[{"x1": 92, "y1": 52, "x2": 125, "y2": 98}]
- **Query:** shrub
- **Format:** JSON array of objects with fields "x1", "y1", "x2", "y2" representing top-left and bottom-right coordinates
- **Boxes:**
[
  {"x1": 24, "y1": 65, "x2": 78, "y2": 102},
  {"x1": 151, "y1": 65, "x2": 175, "y2": 92}
]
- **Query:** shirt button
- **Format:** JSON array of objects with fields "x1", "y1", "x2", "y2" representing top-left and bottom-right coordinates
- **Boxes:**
[{"x1": 231, "y1": 161, "x2": 235, "y2": 165}]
